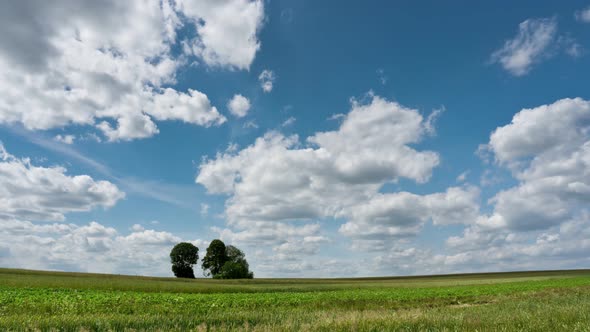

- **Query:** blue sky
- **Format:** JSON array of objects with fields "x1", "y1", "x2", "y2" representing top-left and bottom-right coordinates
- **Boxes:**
[{"x1": 1, "y1": 0, "x2": 590, "y2": 277}]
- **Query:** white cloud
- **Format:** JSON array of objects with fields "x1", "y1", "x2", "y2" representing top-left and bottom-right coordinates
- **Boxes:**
[
  {"x1": 327, "y1": 113, "x2": 346, "y2": 121},
  {"x1": 227, "y1": 94, "x2": 251, "y2": 118},
  {"x1": 480, "y1": 98, "x2": 590, "y2": 231},
  {"x1": 0, "y1": 0, "x2": 262, "y2": 141},
  {"x1": 176, "y1": 0, "x2": 265, "y2": 70},
  {"x1": 281, "y1": 116, "x2": 296, "y2": 127},
  {"x1": 0, "y1": 219, "x2": 202, "y2": 276},
  {"x1": 122, "y1": 229, "x2": 180, "y2": 246},
  {"x1": 79, "y1": 133, "x2": 102, "y2": 143},
  {"x1": 424, "y1": 106, "x2": 445, "y2": 136},
  {"x1": 456, "y1": 171, "x2": 469, "y2": 182},
  {"x1": 195, "y1": 95, "x2": 590, "y2": 276},
  {"x1": 273, "y1": 235, "x2": 330, "y2": 258},
  {"x1": 213, "y1": 222, "x2": 326, "y2": 266},
  {"x1": 197, "y1": 95, "x2": 444, "y2": 258},
  {"x1": 215, "y1": 222, "x2": 322, "y2": 247},
  {"x1": 131, "y1": 224, "x2": 145, "y2": 232},
  {"x1": 147, "y1": 88, "x2": 227, "y2": 126},
  {"x1": 566, "y1": 42, "x2": 583, "y2": 58},
  {"x1": 243, "y1": 120, "x2": 259, "y2": 129},
  {"x1": 54, "y1": 134, "x2": 75, "y2": 145},
  {"x1": 200, "y1": 203, "x2": 210, "y2": 216},
  {"x1": 258, "y1": 70, "x2": 276, "y2": 93},
  {"x1": 440, "y1": 212, "x2": 590, "y2": 274},
  {"x1": 368, "y1": 208, "x2": 590, "y2": 276},
  {"x1": 97, "y1": 113, "x2": 160, "y2": 142},
  {"x1": 490, "y1": 17, "x2": 557, "y2": 76},
  {"x1": 488, "y1": 98, "x2": 590, "y2": 164},
  {"x1": 376, "y1": 68, "x2": 387, "y2": 85},
  {"x1": 340, "y1": 186, "x2": 480, "y2": 245},
  {"x1": 0, "y1": 144, "x2": 124, "y2": 222},
  {"x1": 575, "y1": 7, "x2": 590, "y2": 23}
]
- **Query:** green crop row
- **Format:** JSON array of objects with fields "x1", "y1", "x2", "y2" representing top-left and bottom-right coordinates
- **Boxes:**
[{"x1": 1, "y1": 270, "x2": 590, "y2": 331}]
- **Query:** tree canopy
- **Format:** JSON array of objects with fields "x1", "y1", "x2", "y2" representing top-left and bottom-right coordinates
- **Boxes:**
[
  {"x1": 201, "y1": 239, "x2": 228, "y2": 277},
  {"x1": 216, "y1": 260, "x2": 253, "y2": 279},
  {"x1": 169, "y1": 242, "x2": 199, "y2": 278},
  {"x1": 201, "y1": 240, "x2": 253, "y2": 279}
]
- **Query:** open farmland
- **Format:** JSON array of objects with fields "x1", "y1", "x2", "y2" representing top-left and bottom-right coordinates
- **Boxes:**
[{"x1": 1, "y1": 269, "x2": 590, "y2": 331}]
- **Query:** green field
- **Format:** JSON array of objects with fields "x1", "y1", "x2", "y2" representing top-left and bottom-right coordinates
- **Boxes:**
[{"x1": 1, "y1": 268, "x2": 590, "y2": 331}]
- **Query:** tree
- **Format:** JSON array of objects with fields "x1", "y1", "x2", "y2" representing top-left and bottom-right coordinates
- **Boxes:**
[
  {"x1": 215, "y1": 261, "x2": 254, "y2": 279},
  {"x1": 201, "y1": 239, "x2": 228, "y2": 277},
  {"x1": 215, "y1": 245, "x2": 254, "y2": 279},
  {"x1": 170, "y1": 242, "x2": 199, "y2": 278},
  {"x1": 172, "y1": 264, "x2": 195, "y2": 279},
  {"x1": 226, "y1": 245, "x2": 247, "y2": 265}
]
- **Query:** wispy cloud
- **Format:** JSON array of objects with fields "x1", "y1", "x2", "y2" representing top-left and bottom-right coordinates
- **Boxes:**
[
  {"x1": 376, "y1": 68, "x2": 388, "y2": 85},
  {"x1": 259, "y1": 70, "x2": 276, "y2": 93},
  {"x1": 424, "y1": 106, "x2": 445, "y2": 136},
  {"x1": 281, "y1": 117, "x2": 296, "y2": 127},
  {"x1": 575, "y1": 7, "x2": 590, "y2": 23},
  {"x1": 4, "y1": 125, "x2": 200, "y2": 211},
  {"x1": 490, "y1": 17, "x2": 557, "y2": 76}
]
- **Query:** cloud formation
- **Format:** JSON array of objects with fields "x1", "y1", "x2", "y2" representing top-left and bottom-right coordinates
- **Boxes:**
[
  {"x1": 259, "y1": 70, "x2": 276, "y2": 93},
  {"x1": 340, "y1": 186, "x2": 480, "y2": 249},
  {"x1": 0, "y1": 219, "x2": 205, "y2": 276},
  {"x1": 177, "y1": 0, "x2": 265, "y2": 70},
  {"x1": 0, "y1": 144, "x2": 203, "y2": 276},
  {"x1": 196, "y1": 95, "x2": 590, "y2": 276},
  {"x1": 54, "y1": 135, "x2": 75, "y2": 145},
  {"x1": 197, "y1": 95, "x2": 472, "y2": 263},
  {"x1": 479, "y1": 98, "x2": 590, "y2": 231},
  {"x1": 0, "y1": 144, "x2": 124, "y2": 221},
  {"x1": 490, "y1": 17, "x2": 558, "y2": 76},
  {"x1": 575, "y1": 7, "x2": 590, "y2": 23},
  {"x1": 0, "y1": 0, "x2": 265, "y2": 141},
  {"x1": 228, "y1": 94, "x2": 251, "y2": 118}
]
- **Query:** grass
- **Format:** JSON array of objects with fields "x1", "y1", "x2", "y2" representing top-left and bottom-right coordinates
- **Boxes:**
[{"x1": 1, "y1": 268, "x2": 590, "y2": 331}]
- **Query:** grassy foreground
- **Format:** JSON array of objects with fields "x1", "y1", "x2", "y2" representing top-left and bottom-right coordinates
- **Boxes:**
[{"x1": 1, "y1": 268, "x2": 590, "y2": 331}]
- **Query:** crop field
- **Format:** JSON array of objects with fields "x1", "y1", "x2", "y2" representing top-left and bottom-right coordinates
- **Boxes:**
[{"x1": 1, "y1": 268, "x2": 590, "y2": 331}]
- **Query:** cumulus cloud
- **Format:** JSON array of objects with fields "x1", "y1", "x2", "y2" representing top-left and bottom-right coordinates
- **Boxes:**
[
  {"x1": 215, "y1": 222, "x2": 327, "y2": 267},
  {"x1": 0, "y1": 0, "x2": 263, "y2": 141},
  {"x1": 197, "y1": 95, "x2": 453, "y2": 260},
  {"x1": 490, "y1": 17, "x2": 558, "y2": 76},
  {"x1": 0, "y1": 144, "x2": 124, "y2": 221},
  {"x1": 196, "y1": 95, "x2": 590, "y2": 276},
  {"x1": 227, "y1": 94, "x2": 251, "y2": 118},
  {"x1": 258, "y1": 70, "x2": 276, "y2": 93},
  {"x1": 439, "y1": 211, "x2": 590, "y2": 274},
  {"x1": 0, "y1": 219, "x2": 203, "y2": 276},
  {"x1": 96, "y1": 113, "x2": 160, "y2": 142},
  {"x1": 147, "y1": 88, "x2": 226, "y2": 126},
  {"x1": 198, "y1": 95, "x2": 439, "y2": 197},
  {"x1": 177, "y1": 0, "x2": 265, "y2": 70},
  {"x1": 370, "y1": 207, "x2": 590, "y2": 276},
  {"x1": 488, "y1": 98, "x2": 590, "y2": 164},
  {"x1": 54, "y1": 134, "x2": 75, "y2": 145},
  {"x1": 215, "y1": 223, "x2": 323, "y2": 247},
  {"x1": 480, "y1": 98, "x2": 590, "y2": 231},
  {"x1": 340, "y1": 186, "x2": 480, "y2": 245}
]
